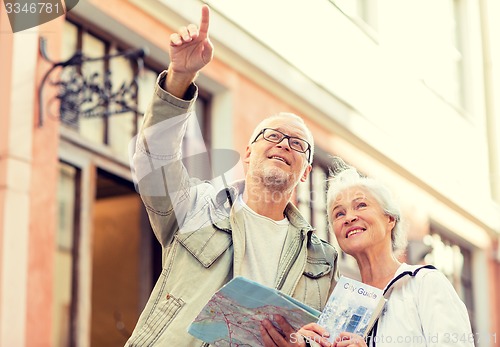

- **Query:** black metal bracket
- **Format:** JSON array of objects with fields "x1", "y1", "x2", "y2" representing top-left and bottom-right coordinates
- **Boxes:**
[{"x1": 38, "y1": 37, "x2": 148, "y2": 127}]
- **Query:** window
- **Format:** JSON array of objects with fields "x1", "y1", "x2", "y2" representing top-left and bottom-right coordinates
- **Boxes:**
[
  {"x1": 182, "y1": 97, "x2": 212, "y2": 177},
  {"x1": 296, "y1": 157, "x2": 359, "y2": 276},
  {"x1": 423, "y1": 232, "x2": 475, "y2": 330},
  {"x1": 60, "y1": 20, "x2": 142, "y2": 161},
  {"x1": 61, "y1": 19, "x2": 212, "y2": 162},
  {"x1": 297, "y1": 162, "x2": 329, "y2": 241},
  {"x1": 330, "y1": 0, "x2": 378, "y2": 33},
  {"x1": 53, "y1": 162, "x2": 80, "y2": 347},
  {"x1": 416, "y1": 0, "x2": 465, "y2": 110}
]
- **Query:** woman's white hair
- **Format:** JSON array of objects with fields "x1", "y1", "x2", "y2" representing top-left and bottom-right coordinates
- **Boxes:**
[{"x1": 326, "y1": 157, "x2": 408, "y2": 257}]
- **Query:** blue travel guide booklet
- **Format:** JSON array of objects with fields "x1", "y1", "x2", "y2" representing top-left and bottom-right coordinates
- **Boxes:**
[{"x1": 317, "y1": 276, "x2": 386, "y2": 342}]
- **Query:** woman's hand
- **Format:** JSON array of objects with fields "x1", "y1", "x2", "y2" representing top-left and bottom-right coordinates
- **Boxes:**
[{"x1": 298, "y1": 323, "x2": 333, "y2": 346}]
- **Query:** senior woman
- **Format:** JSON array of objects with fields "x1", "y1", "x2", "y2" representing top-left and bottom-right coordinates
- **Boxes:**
[{"x1": 262, "y1": 158, "x2": 474, "y2": 347}]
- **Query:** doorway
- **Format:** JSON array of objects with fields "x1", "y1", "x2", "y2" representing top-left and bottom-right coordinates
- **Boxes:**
[{"x1": 90, "y1": 169, "x2": 160, "y2": 346}]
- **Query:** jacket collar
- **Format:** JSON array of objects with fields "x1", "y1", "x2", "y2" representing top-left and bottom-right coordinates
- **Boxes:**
[{"x1": 213, "y1": 180, "x2": 314, "y2": 234}]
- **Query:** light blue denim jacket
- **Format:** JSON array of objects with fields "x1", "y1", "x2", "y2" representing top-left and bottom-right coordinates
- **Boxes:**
[{"x1": 126, "y1": 71, "x2": 339, "y2": 346}]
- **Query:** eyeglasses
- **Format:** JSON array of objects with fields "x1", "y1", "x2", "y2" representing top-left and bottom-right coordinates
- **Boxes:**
[{"x1": 251, "y1": 128, "x2": 312, "y2": 163}]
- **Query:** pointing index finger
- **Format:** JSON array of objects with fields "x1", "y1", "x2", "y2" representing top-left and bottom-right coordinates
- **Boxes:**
[{"x1": 199, "y1": 4, "x2": 210, "y2": 39}]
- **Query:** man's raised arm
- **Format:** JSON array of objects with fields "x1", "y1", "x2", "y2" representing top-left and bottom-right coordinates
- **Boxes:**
[
  {"x1": 130, "y1": 5, "x2": 214, "y2": 247},
  {"x1": 164, "y1": 4, "x2": 213, "y2": 98}
]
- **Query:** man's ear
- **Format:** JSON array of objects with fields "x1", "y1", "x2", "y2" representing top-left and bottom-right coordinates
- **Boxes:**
[
  {"x1": 300, "y1": 164, "x2": 312, "y2": 182},
  {"x1": 243, "y1": 146, "x2": 251, "y2": 165}
]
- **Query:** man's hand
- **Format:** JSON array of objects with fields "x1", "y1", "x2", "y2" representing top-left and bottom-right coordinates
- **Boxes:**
[
  {"x1": 331, "y1": 332, "x2": 367, "y2": 347},
  {"x1": 260, "y1": 316, "x2": 305, "y2": 347},
  {"x1": 165, "y1": 5, "x2": 214, "y2": 98},
  {"x1": 260, "y1": 315, "x2": 332, "y2": 347}
]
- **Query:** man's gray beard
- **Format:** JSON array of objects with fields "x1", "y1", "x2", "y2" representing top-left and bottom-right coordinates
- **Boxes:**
[{"x1": 258, "y1": 167, "x2": 295, "y2": 191}]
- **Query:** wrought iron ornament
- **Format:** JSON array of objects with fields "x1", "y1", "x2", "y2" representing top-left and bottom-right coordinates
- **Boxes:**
[{"x1": 38, "y1": 37, "x2": 147, "y2": 127}]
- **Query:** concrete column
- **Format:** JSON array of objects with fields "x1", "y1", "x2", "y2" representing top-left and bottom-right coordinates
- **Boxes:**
[{"x1": 0, "y1": 23, "x2": 38, "y2": 347}]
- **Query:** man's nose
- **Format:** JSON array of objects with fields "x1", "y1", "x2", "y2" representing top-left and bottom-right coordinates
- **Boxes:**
[{"x1": 275, "y1": 137, "x2": 292, "y2": 150}]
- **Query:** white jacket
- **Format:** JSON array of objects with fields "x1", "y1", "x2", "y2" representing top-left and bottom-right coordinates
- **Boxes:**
[{"x1": 371, "y1": 263, "x2": 474, "y2": 347}]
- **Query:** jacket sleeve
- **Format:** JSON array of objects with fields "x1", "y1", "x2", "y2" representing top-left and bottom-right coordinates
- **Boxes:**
[
  {"x1": 131, "y1": 70, "x2": 201, "y2": 248},
  {"x1": 416, "y1": 270, "x2": 474, "y2": 347}
]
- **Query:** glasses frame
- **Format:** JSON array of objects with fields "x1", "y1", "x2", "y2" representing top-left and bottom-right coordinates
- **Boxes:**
[{"x1": 251, "y1": 128, "x2": 312, "y2": 163}]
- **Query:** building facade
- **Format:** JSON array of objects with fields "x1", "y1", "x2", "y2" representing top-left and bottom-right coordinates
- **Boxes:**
[{"x1": 0, "y1": 0, "x2": 499, "y2": 346}]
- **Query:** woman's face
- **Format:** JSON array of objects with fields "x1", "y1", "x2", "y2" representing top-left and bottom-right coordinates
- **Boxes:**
[{"x1": 330, "y1": 186, "x2": 395, "y2": 256}]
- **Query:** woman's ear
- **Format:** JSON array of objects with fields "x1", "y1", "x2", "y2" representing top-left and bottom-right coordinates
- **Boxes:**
[{"x1": 387, "y1": 215, "x2": 396, "y2": 230}]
